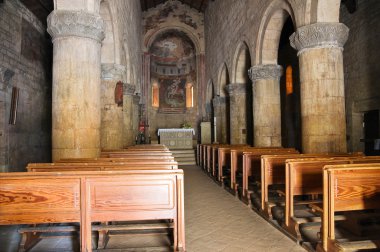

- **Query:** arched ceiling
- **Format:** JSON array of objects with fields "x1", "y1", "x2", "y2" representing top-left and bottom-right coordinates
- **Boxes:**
[{"x1": 140, "y1": 0, "x2": 211, "y2": 12}]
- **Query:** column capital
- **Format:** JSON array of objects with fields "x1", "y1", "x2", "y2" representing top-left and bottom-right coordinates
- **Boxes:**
[
  {"x1": 248, "y1": 64, "x2": 283, "y2": 81},
  {"x1": 47, "y1": 10, "x2": 105, "y2": 42},
  {"x1": 212, "y1": 96, "x2": 226, "y2": 106},
  {"x1": 133, "y1": 94, "x2": 141, "y2": 104},
  {"x1": 290, "y1": 23, "x2": 349, "y2": 55},
  {"x1": 123, "y1": 83, "x2": 135, "y2": 95},
  {"x1": 101, "y1": 64, "x2": 127, "y2": 82},
  {"x1": 226, "y1": 83, "x2": 246, "y2": 96}
]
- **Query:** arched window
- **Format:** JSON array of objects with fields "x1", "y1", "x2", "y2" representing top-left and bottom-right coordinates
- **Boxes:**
[
  {"x1": 152, "y1": 83, "x2": 159, "y2": 107},
  {"x1": 286, "y1": 65, "x2": 293, "y2": 95},
  {"x1": 185, "y1": 83, "x2": 193, "y2": 108}
]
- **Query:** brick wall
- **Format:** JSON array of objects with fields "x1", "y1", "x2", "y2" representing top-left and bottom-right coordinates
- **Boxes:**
[
  {"x1": 341, "y1": 0, "x2": 380, "y2": 152},
  {"x1": 0, "y1": 0, "x2": 52, "y2": 172}
]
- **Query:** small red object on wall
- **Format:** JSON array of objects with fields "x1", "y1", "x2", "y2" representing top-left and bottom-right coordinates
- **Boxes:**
[{"x1": 115, "y1": 81, "x2": 123, "y2": 106}]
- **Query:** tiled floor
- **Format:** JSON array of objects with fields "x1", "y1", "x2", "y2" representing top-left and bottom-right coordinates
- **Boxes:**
[
  {"x1": 0, "y1": 165, "x2": 305, "y2": 252},
  {"x1": 184, "y1": 165, "x2": 304, "y2": 252}
]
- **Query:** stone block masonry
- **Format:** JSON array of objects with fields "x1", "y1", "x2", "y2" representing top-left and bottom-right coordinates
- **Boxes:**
[{"x1": 0, "y1": 0, "x2": 52, "y2": 171}]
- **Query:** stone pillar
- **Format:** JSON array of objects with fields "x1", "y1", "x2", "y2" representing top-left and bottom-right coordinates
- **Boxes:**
[
  {"x1": 100, "y1": 64, "x2": 126, "y2": 150},
  {"x1": 47, "y1": 10, "x2": 104, "y2": 161},
  {"x1": 249, "y1": 65, "x2": 282, "y2": 147},
  {"x1": 290, "y1": 23, "x2": 349, "y2": 153},
  {"x1": 132, "y1": 94, "x2": 141, "y2": 140},
  {"x1": 123, "y1": 83, "x2": 136, "y2": 147},
  {"x1": 212, "y1": 96, "x2": 227, "y2": 144},
  {"x1": 226, "y1": 83, "x2": 247, "y2": 144}
]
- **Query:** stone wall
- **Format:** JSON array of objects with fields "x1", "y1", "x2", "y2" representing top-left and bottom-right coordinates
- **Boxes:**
[
  {"x1": 0, "y1": 0, "x2": 52, "y2": 171},
  {"x1": 341, "y1": 0, "x2": 380, "y2": 152}
]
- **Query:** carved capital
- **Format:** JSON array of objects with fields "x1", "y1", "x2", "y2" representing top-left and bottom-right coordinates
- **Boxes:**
[
  {"x1": 248, "y1": 64, "x2": 283, "y2": 81},
  {"x1": 123, "y1": 83, "x2": 135, "y2": 95},
  {"x1": 133, "y1": 94, "x2": 141, "y2": 104},
  {"x1": 226, "y1": 83, "x2": 247, "y2": 96},
  {"x1": 212, "y1": 96, "x2": 226, "y2": 106},
  {"x1": 47, "y1": 10, "x2": 105, "y2": 42},
  {"x1": 101, "y1": 64, "x2": 127, "y2": 82},
  {"x1": 290, "y1": 23, "x2": 349, "y2": 54}
]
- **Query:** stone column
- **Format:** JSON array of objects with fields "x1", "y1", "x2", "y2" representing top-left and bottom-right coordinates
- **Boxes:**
[
  {"x1": 212, "y1": 96, "x2": 227, "y2": 144},
  {"x1": 249, "y1": 65, "x2": 282, "y2": 147},
  {"x1": 290, "y1": 23, "x2": 349, "y2": 153},
  {"x1": 123, "y1": 83, "x2": 136, "y2": 147},
  {"x1": 132, "y1": 94, "x2": 141, "y2": 140},
  {"x1": 100, "y1": 63, "x2": 126, "y2": 150},
  {"x1": 226, "y1": 83, "x2": 247, "y2": 144},
  {"x1": 47, "y1": 10, "x2": 104, "y2": 161}
]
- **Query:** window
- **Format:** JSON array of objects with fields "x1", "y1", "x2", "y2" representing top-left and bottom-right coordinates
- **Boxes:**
[
  {"x1": 185, "y1": 83, "x2": 193, "y2": 108},
  {"x1": 152, "y1": 83, "x2": 159, "y2": 107},
  {"x1": 286, "y1": 65, "x2": 293, "y2": 95}
]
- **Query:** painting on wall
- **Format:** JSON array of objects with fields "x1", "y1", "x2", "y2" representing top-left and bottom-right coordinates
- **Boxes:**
[{"x1": 159, "y1": 77, "x2": 186, "y2": 109}]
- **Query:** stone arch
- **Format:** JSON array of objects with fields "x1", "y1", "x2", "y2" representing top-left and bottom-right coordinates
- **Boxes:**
[
  {"x1": 122, "y1": 39, "x2": 133, "y2": 84},
  {"x1": 315, "y1": 0, "x2": 341, "y2": 23},
  {"x1": 255, "y1": 0, "x2": 296, "y2": 65},
  {"x1": 231, "y1": 41, "x2": 251, "y2": 83},
  {"x1": 144, "y1": 26, "x2": 202, "y2": 54},
  {"x1": 217, "y1": 63, "x2": 230, "y2": 97},
  {"x1": 99, "y1": 0, "x2": 121, "y2": 64}
]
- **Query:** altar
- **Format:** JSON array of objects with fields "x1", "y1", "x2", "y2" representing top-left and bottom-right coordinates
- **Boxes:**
[{"x1": 158, "y1": 128, "x2": 195, "y2": 149}]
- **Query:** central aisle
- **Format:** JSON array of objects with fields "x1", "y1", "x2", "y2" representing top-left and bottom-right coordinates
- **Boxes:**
[{"x1": 183, "y1": 165, "x2": 305, "y2": 252}]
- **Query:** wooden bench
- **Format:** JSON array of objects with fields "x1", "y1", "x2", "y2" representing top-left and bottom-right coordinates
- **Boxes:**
[
  {"x1": 59, "y1": 156, "x2": 175, "y2": 163},
  {"x1": 284, "y1": 156, "x2": 380, "y2": 240},
  {"x1": 102, "y1": 152, "x2": 173, "y2": 158},
  {"x1": 0, "y1": 170, "x2": 185, "y2": 252},
  {"x1": 217, "y1": 145, "x2": 252, "y2": 182},
  {"x1": 27, "y1": 161, "x2": 179, "y2": 172},
  {"x1": 316, "y1": 163, "x2": 380, "y2": 252},
  {"x1": 205, "y1": 144, "x2": 231, "y2": 174},
  {"x1": 240, "y1": 149, "x2": 300, "y2": 203},
  {"x1": 229, "y1": 148, "x2": 297, "y2": 194},
  {"x1": 260, "y1": 153, "x2": 364, "y2": 218}
]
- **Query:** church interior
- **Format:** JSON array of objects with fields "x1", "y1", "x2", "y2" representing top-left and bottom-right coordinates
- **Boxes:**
[{"x1": 1, "y1": 0, "x2": 380, "y2": 251}]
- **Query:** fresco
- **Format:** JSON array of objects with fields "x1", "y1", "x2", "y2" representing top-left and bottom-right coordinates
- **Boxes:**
[
  {"x1": 150, "y1": 33, "x2": 194, "y2": 59},
  {"x1": 150, "y1": 31, "x2": 196, "y2": 112},
  {"x1": 159, "y1": 77, "x2": 186, "y2": 108}
]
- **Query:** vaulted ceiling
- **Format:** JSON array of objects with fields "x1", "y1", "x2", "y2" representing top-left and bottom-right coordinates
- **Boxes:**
[{"x1": 140, "y1": 0, "x2": 211, "y2": 12}]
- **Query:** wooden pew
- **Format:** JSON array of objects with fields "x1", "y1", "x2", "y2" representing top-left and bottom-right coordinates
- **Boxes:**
[
  {"x1": 284, "y1": 156, "x2": 380, "y2": 240},
  {"x1": 196, "y1": 144, "x2": 201, "y2": 166},
  {"x1": 240, "y1": 149, "x2": 300, "y2": 204},
  {"x1": 260, "y1": 153, "x2": 364, "y2": 218},
  {"x1": 217, "y1": 145, "x2": 251, "y2": 182},
  {"x1": 230, "y1": 147, "x2": 297, "y2": 194},
  {"x1": 0, "y1": 170, "x2": 185, "y2": 252},
  {"x1": 206, "y1": 144, "x2": 231, "y2": 175},
  {"x1": 27, "y1": 161, "x2": 179, "y2": 172},
  {"x1": 104, "y1": 152, "x2": 173, "y2": 158},
  {"x1": 59, "y1": 156, "x2": 175, "y2": 163},
  {"x1": 317, "y1": 163, "x2": 380, "y2": 252}
]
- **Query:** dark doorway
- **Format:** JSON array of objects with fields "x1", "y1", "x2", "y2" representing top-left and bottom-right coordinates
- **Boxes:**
[{"x1": 363, "y1": 110, "x2": 379, "y2": 155}]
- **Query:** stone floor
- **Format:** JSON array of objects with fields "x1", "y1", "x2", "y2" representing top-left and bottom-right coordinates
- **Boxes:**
[{"x1": 0, "y1": 165, "x2": 305, "y2": 252}]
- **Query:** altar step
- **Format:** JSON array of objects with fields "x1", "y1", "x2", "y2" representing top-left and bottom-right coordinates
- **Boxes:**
[{"x1": 171, "y1": 149, "x2": 196, "y2": 166}]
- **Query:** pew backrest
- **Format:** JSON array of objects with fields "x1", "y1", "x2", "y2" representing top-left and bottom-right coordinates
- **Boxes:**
[
  {"x1": 322, "y1": 164, "x2": 380, "y2": 251},
  {"x1": 27, "y1": 161, "x2": 179, "y2": 172},
  {"x1": 0, "y1": 169, "x2": 185, "y2": 252},
  {"x1": 284, "y1": 156, "x2": 380, "y2": 227}
]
